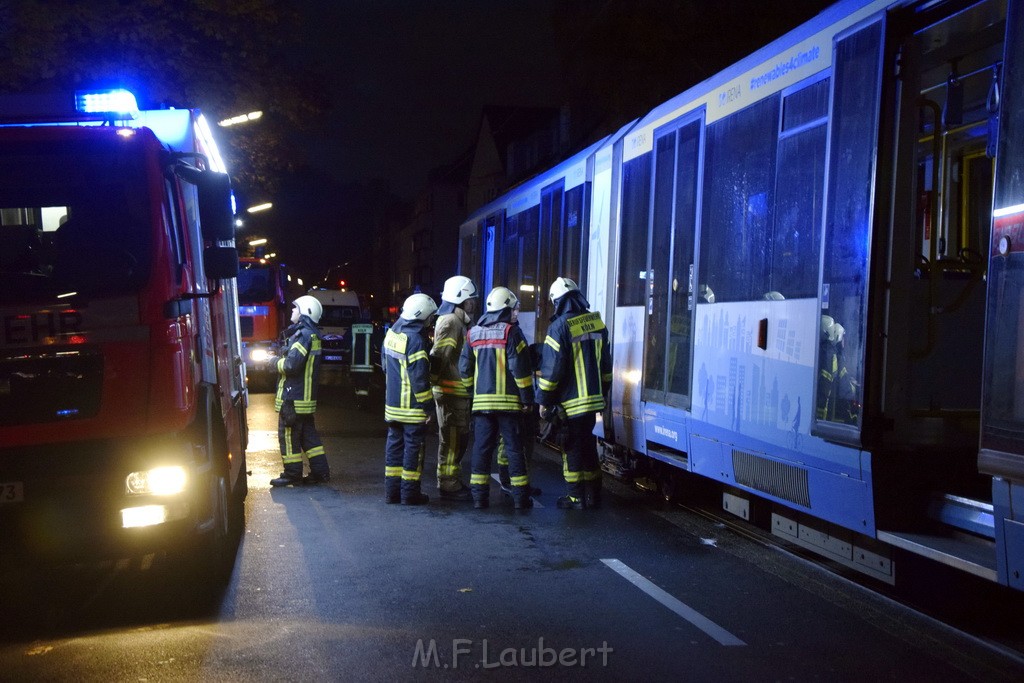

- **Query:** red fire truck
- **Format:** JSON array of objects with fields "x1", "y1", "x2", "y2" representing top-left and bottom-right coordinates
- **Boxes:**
[
  {"x1": 0, "y1": 89, "x2": 247, "y2": 570},
  {"x1": 237, "y1": 256, "x2": 303, "y2": 390}
]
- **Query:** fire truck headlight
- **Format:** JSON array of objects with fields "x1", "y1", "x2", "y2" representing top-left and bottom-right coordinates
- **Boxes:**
[
  {"x1": 121, "y1": 505, "x2": 168, "y2": 528},
  {"x1": 250, "y1": 348, "x2": 271, "y2": 363},
  {"x1": 126, "y1": 466, "x2": 188, "y2": 496}
]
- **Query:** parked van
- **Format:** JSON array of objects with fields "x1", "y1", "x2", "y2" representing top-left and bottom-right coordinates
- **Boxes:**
[{"x1": 306, "y1": 288, "x2": 363, "y2": 381}]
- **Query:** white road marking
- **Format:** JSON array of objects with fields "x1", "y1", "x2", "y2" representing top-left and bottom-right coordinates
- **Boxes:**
[{"x1": 601, "y1": 558, "x2": 746, "y2": 646}]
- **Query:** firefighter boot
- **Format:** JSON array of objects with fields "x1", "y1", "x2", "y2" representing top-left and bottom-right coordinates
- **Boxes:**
[
  {"x1": 556, "y1": 495, "x2": 584, "y2": 510},
  {"x1": 471, "y1": 483, "x2": 489, "y2": 509},
  {"x1": 401, "y1": 480, "x2": 429, "y2": 506},
  {"x1": 385, "y1": 476, "x2": 401, "y2": 504},
  {"x1": 498, "y1": 464, "x2": 512, "y2": 497},
  {"x1": 512, "y1": 485, "x2": 533, "y2": 510},
  {"x1": 270, "y1": 464, "x2": 304, "y2": 487}
]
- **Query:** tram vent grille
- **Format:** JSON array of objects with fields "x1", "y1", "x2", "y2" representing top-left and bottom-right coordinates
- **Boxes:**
[{"x1": 732, "y1": 449, "x2": 810, "y2": 508}]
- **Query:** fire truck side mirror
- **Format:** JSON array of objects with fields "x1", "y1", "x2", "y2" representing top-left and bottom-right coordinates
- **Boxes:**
[
  {"x1": 196, "y1": 171, "x2": 234, "y2": 242},
  {"x1": 205, "y1": 245, "x2": 239, "y2": 280}
]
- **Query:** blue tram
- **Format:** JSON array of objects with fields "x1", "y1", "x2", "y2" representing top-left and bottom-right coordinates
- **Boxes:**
[{"x1": 459, "y1": 0, "x2": 1024, "y2": 590}]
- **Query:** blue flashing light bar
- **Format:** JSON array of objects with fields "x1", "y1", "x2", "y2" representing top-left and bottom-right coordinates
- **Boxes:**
[{"x1": 74, "y1": 89, "x2": 139, "y2": 117}]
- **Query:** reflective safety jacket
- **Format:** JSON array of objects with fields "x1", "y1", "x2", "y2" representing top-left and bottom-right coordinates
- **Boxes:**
[
  {"x1": 383, "y1": 317, "x2": 433, "y2": 423},
  {"x1": 430, "y1": 306, "x2": 472, "y2": 399},
  {"x1": 459, "y1": 312, "x2": 534, "y2": 412},
  {"x1": 537, "y1": 306, "x2": 612, "y2": 418},
  {"x1": 275, "y1": 315, "x2": 322, "y2": 414}
]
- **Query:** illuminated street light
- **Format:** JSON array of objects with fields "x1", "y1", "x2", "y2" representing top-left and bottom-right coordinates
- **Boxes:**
[
  {"x1": 248, "y1": 238, "x2": 268, "y2": 247},
  {"x1": 218, "y1": 111, "x2": 263, "y2": 127},
  {"x1": 247, "y1": 203, "x2": 273, "y2": 214}
]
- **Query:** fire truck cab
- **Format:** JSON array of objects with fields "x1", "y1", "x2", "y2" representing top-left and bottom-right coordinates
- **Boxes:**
[{"x1": 0, "y1": 89, "x2": 247, "y2": 571}]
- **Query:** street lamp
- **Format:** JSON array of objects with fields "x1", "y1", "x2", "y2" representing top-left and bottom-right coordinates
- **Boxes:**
[
  {"x1": 247, "y1": 203, "x2": 273, "y2": 214},
  {"x1": 218, "y1": 111, "x2": 263, "y2": 127}
]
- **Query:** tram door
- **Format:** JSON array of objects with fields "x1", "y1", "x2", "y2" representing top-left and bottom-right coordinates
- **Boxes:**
[
  {"x1": 880, "y1": 0, "x2": 1003, "y2": 505},
  {"x1": 642, "y1": 116, "x2": 703, "y2": 409},
  {"x1": 980, "y1": 0, "x2": 1024, "y2": 589}
]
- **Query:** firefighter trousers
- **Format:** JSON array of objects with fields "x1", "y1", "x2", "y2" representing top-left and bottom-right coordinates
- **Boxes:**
[
  {"x1": 435, "y1": 395, "x2": 471, "y2": 492},
  {"x1": 385, "y1": 421, "x2": 427, "y2": 501},
  {"x1": 278, "y1": 412, "x2": 329, "y2": 480},
  {"x1": 561, "y1": 412, "x2": 601, "y2": 502},
  {"x1": 470, "y1": 412, "x2": 529, "y2": 504}
]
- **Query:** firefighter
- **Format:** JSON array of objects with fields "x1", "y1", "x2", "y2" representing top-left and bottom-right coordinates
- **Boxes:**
[
  {"x1": 430, "y1": 275, "x2": 479, "y2": 501},
  {"x1": 383, "y1": 292, "x2": 438, "y2": 505},
  {"x1": 537, "y1": 277, "x2": 612, "y2": 510},
  {"x1": 459, "y1": 286, "x2": 535, "y2": 510},
  {"x1": 271, "y1": 295, "x2": 331, "y2": 487}
]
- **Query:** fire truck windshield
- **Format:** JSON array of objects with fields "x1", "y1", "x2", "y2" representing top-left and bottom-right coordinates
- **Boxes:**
[
  {"x1": 0, "y1": 139, "x2": 152, "y2": 304},
  {"x1": 237, "y1": 265, "x2": 275, "y2": 304}
]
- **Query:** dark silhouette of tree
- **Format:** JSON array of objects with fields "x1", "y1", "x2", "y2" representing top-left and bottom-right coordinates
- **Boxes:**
[
  {"x1": 0, "y1": 0, "x2": 328, "y2": 204},
  {"x1": 551, "y1": 0, "x2": 836, "y2": 138}
]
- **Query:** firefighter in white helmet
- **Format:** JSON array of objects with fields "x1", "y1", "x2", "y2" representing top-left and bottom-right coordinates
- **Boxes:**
[
  {"x1": 429, "y1": 275, "x2": 479, "y2": 501},
  {"x1": 382, "y1": 292, "x2": 438, "y2": 505},
  {"x1": 537, "y1": 277, "x2": 612, "y2": 509},
  {"x1": 271, "y1": 295, "x2": 331, "y2": 486},
  {"x1": 459, "y1": 286, "x2": 535, "y2": 509}
]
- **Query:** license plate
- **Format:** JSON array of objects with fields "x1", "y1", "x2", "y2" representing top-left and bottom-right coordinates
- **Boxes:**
[
  {"x1": 324, "y1": 355, "x2": 344, "y2": 362},
  {"x1": 0, "y1": 482, "x2": 24, "y2": 503}
]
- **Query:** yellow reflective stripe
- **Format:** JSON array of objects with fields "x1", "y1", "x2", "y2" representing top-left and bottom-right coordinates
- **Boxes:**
[
  {"x1": 385, "y1": 466, "x2": 403, "y2": 476},
  {"x1": 496, "y1": 349, "x2": 506, "y2": 396},
  {"x1": 470, "y1": 473, "x2": 490, "y2": 485},
  {"x1": 564, "y1": 471, "x2": 582, "y2": 482},
  {"x1": 400, "y1": 359, "x2": 411, "y2": 408},
  {"x1": 515, "y1": 375, "x2": 533, "y2": 389},
  {"x1": 409, "y1": 350, "x2": 429, "y2": 363},
  {"x1": 415, "y1": 389, "x2": 433, "y2": 403},
  {"x1": 306, "y1": 446, "x2": 325, "y2": 457},
  {"x1": 472, "y1": 396, "x2": 521, "y2": 410},
  {"x1": 510, "y1": 475, "x2": 529, "y2": 486},
  {"x1": 385, "y1": 406, "x2": 429, "y2": 422},
  {"x1": 573, "y1": 341, "x2": 588, "y2": 400},
  {"x1": 402, "y1": 469, "x2": 422, "y2": 481},
  {"x1": 538, "y1": 377, "x2": 557, "y2": 391},
  {"x1": 305, "y1": 335, "x2": 320, "y2": 402},
  {"x1": 434, "y1": 337, "x2": 457, "y2": 349},
  {"x1": 294, "y1": 399, "x2": 317, "y2": 412},
  {"x1": 291, "y1": 341, "x2": 308, "y2": 356},
  {"x1": 544, "y1": 336, "x2": 560, "y2": 352},
  {"x1": 515, "y1": 340, "x2": 526, "y2": 354}
]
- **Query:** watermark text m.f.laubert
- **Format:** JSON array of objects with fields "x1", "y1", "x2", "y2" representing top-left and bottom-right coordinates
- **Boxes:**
[{"x1": 412, "y1": 638, "x2": 613, "y2": 669}]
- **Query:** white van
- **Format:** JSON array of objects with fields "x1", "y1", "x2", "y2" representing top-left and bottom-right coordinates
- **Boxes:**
[{"x1": 306, "y1": 288, "x2": 363, "y2": 380}]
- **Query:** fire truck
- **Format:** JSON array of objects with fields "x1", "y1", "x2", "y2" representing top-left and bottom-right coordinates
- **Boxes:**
[
  {"x1": 0, "y1": 89, "x2": 247, "y2": 571},
  {"x1": 237, "y1": 256, "x2": 302, "y2": 390}
]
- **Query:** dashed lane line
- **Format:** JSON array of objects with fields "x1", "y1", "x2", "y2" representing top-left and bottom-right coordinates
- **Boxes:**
[{"x1": 601, "y1": 558, "x2": 746, "y2": 646}]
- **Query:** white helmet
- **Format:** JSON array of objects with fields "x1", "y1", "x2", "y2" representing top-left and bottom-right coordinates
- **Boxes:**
[
  {"x1": 400, "y1": 293, "x2": 438, "y2": 321},
  {"x1": 485, "y1": 286, "x2": 520, "y2": 313},
  {"x1": 548, "y1": 276, "x2": 580, "y2": 302},
  {"x1": 441, "y1": 275, "x2": 478, "y2": 305},
  {"x1": 292, "y1": 295, "x2": 323, "y2": 323},
  {"x1": 833, "y1": 323, "x2": 845, "y2": 345},
  {"x1": 821, "y1": 315, "x2": 836, "y2": 342}
]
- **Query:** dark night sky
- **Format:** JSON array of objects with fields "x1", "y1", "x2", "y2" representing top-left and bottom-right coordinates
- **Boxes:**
[{"x1": 297, "y1": 0, "x2": 568, "y2": 200}]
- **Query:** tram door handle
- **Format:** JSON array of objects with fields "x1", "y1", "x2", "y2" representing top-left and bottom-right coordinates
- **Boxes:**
[{"x1": 757, "y1": 318, "x2": 768, "y2": 350}]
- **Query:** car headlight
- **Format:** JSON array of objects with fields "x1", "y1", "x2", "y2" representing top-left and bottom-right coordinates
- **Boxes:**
[
  {"x1": 250, "y1": 348, "x2": 271, "y2": 363},
  {"x1": 126, "y1": 466, "x2": 188, "y2": 496}
]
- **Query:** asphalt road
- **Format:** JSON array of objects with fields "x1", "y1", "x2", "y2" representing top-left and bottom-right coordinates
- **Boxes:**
[{"x1": 2, "y1": 383, "x2": 1023, "y2": 681}]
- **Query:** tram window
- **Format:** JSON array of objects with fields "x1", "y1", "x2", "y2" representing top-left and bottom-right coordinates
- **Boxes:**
[
  {"x1": 459, "y1": 228, "x2": 481, "y2": 294},
  {"x1": 782, "y1": 78, "x2": 829, "y2": 131},
  {"x1": 699, "y1": 95, "x2": 779, "y2": 302},
  {"x1": 538, "y1": 185, "x2": 563, "y2": 324},
  {"x1": 501, "y1": 207, "x2": 538, "y2": 313},
  {"x1": 564, "y1": 183, "x2": 587, "y2": 289},
  {"x1": 816, "y1": 20, "x2": 883, "y2": 432},
  {"x1": 618, "y1": 155, "x2": 652, "y2": 306},
  {"x1": 771, "y1": 115, "x2": 827, "y2": 298}
]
